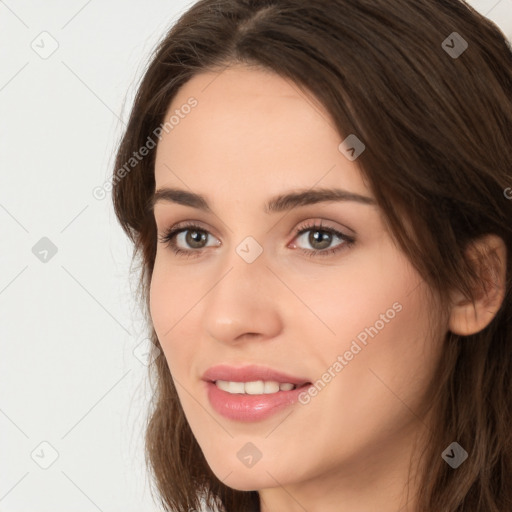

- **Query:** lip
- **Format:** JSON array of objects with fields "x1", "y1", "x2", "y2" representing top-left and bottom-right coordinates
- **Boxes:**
[
  {"x1": 202, "y1": 364, "x2": 312, "y2": 422},
  {"x1": 202, "y1": 364, "x2": 310, "y2": 386}
]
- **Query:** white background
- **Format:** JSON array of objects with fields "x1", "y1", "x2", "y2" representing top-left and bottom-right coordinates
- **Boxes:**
[{"x1": 1, "y1": 1, "x2": 511, "y2": 511}]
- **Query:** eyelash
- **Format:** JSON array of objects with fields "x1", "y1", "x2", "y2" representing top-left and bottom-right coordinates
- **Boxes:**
[{"x1": 157, "y1": 220, "x2": 356, "y2": 259}]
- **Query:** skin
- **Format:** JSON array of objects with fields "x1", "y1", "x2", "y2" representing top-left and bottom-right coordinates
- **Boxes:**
[{"x1": 148, "y1": 64, "x2": 506, "y2": 512}]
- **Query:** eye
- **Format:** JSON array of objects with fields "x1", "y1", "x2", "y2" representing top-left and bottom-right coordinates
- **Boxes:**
[
  {"x1": 291, "y1": 220, "x2": 355, "y2": 257},
  {"x1": 157, "y1": 220, "x2": 355, "y2": 259},
  {"x1": 157, "y1": 221, "x2": 220, "y2": 259}
]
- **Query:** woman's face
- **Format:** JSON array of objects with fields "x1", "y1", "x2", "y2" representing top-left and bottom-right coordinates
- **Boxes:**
[{"x1": 149, "y1": 65, "x2": 446, "y2": 499}]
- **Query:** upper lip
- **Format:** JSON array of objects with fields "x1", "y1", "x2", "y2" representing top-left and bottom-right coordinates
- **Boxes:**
[{"x1": 202, "y1": 364, "x2": 311, "y2": 386}]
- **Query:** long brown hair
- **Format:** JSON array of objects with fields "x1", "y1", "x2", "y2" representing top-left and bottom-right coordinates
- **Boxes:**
[{"x1": 111, "y1": 1, "x2": 512, "y2": 510}]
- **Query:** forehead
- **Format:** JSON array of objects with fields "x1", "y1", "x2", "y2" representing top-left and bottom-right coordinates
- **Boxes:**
[{"x1": 153, "y1": 65, "x2": 369, "y2": 201}]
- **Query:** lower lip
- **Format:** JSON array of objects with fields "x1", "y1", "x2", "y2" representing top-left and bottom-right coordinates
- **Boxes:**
[{"x1": 205, "y1": 381, "x2": 312, "y2": 422}]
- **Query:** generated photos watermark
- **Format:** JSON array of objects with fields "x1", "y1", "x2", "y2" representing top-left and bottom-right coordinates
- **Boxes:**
[
  {"x1": 92, "y1": 96, "x2": 198, "y2": 200},
  {"x1": 298, "y1": 301, "x2": 403, "y2": 405}
]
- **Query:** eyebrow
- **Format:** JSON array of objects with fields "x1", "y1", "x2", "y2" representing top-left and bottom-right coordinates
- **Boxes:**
[{"x1": 150, "y1": 186, "x2": 376, "y2": 214}]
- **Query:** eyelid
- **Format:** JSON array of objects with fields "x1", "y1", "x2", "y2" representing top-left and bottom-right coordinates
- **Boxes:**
[{"x1": 158, "y1": 219, "x2": 218, "y2": 238}]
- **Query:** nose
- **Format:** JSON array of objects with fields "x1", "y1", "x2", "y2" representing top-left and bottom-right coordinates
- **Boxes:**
[{"x1": 202, "y1": 248, "x2": 283, "y2": 346}]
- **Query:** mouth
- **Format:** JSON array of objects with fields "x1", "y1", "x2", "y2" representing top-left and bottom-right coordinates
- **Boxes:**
[
  {"x1": 210, "y1": 380, "x2": 310, "y2": 394},
  {"x1": 202, "y1": 364, "x2": 313, "y2": 421}
]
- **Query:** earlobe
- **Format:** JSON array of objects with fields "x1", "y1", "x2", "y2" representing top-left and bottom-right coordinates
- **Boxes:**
[{"x1": 448, "y1": 234, "x2": 507, "y2": 336}]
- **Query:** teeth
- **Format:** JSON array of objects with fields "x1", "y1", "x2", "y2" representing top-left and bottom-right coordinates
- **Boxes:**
[
  {"x1": 215, "y1": 380, "x2": 297, "y2": 394},
  {"x1": 216, "y1": 380, "x2": 245, "y2": 393},
  {"x1": 245, "y1": 380, "x2": 264, "y2": 395},
  {"x1": 264, "y1": 381, "x2": 280, "y2": 393}
]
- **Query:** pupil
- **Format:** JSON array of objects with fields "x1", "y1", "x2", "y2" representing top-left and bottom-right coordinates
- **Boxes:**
[
  {"x1": 188, "y1": 230, "x2": 206, "y2": 248},
  {"x1": 311, "y1": 230, "x2": 331, "y2": 249}
]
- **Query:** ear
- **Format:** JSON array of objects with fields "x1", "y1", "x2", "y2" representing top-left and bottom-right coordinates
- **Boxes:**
[{"x1": 448, "y1": 234, "x2": 507, "y2": 336}]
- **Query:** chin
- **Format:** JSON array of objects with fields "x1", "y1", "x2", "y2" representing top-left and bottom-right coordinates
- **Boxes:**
[
  {"x1": 216, "y1": 471, "x2": 273, "y2": 492},
  {"x1": 203, "y1": 456, "x2": 280, "y2": 491}
]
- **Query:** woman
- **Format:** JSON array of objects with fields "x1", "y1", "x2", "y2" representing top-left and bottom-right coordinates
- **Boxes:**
[{"x1": 111, "y1": 0, "x2": 512, "y2": 510}]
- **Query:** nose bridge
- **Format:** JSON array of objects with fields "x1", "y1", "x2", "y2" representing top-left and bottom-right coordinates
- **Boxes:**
[
  {"x1": 215, "y1": 227, "x2": 269, "y2": 293},
  {"x1": 201, "y1": 236, "x2": 283, "y2": 343}
]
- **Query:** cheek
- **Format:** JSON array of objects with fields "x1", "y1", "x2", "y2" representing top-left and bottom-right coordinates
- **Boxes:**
[
  {"x1": 321, "y1": 276, "x2": 439, "y2": 422},
  {"x1": 148, "y1": 262, "x2": 170, "y2": 339},
  {"x1": 149, "y1": 256, "x2": 192, "y2": 337},
  {"x1": 149, "y1": 260, "x2": 187, "y2": 366},
  {"x1": 304, "y1": 249, "x2": 438, "y2": 403},
  {"x1": 290, "y1": 255, "x2": 407, "y2": 351}
]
